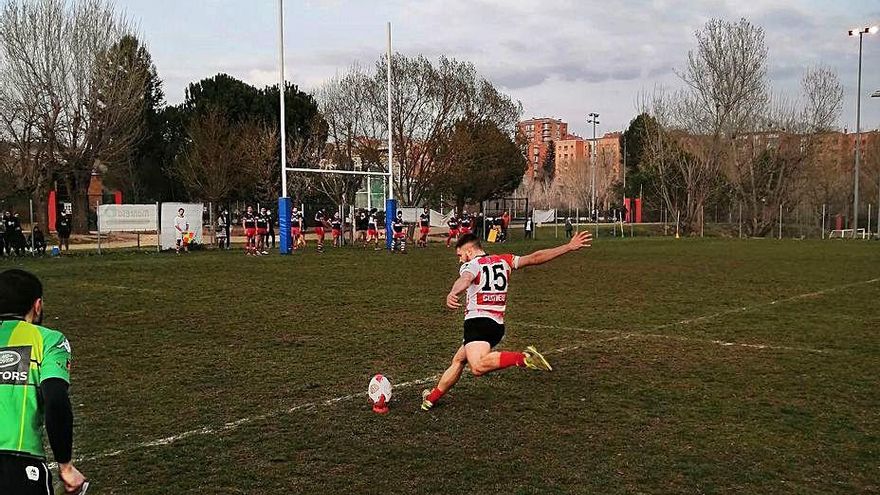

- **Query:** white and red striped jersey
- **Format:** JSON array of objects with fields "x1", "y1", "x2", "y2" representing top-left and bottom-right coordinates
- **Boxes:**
[{"x1": 459, "y1": 253, "x2": 520, "y2": 324}]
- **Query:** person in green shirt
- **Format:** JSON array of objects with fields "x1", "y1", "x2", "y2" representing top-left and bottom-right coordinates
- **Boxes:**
[{"x1": 0, "y1": 269, "x2": 87, "y2": 494}]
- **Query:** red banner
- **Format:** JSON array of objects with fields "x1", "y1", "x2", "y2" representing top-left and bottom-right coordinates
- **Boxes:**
[
  {"x1": 114, "y1": 190, "x2": 123, "y2": 204},
  {"x1": 48, "y1": 190, "x2": 57, "y2": 232},
  {"x1": 635, "y1": 198, "x2": 643, "y2": 224}
]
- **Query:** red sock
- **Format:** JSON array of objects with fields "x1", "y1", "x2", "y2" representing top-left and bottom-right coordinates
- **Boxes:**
[
  {"x1": 426, "y1": 388, "x2": 445, "y2": 403},
  {"x1": 499, "y1": 351, "x2": 525, "y2": 368}
]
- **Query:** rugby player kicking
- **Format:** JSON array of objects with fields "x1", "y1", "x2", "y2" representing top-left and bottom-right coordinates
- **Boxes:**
[{"x1": 421, "y1": 230, "x2": 592, "y2": 411}]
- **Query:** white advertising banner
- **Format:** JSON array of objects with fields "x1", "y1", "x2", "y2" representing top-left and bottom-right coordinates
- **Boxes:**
[
  {"x1": 400, "y1": 208, "x2": 455, "y2": 227},
  {"x1": 160, "y1": 203, "x2": 204, "y2": 250},
  {"x1": 97, "y1": 204, "x2": 159, "y2": 233},
  {"x1": 532, "y1": 209, "x2": 557, "y2": 224}
]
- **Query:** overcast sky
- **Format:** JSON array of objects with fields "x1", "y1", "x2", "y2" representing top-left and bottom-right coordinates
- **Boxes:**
[{"x1": 122, "y1": 0, "x2": 880, "y2": 137}]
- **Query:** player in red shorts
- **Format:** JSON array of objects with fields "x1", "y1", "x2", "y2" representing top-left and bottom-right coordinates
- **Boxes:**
[
  {"x1": 445, "y1": 213, "x2": 460, "y2": 248},
  {"x1": 242, "y1": 206, "x2": 257, "y2": 256},
  {"x1": 314, "y1": 208, "x2": 328, "y2": 253},
  {"x1": 459, "y1": 210, "x2": 472, "y2": 235},
  {"x1": 290, "y1": 207, "x2": 304, "y2": 251},
  {"x1": 256, "y1": 207, "x2": 269, "y2": 255},
  {"x1": 391, "y1": 210, "x2": 407, "y2": 254},
  {"x1": 331, "y1": 213, "x2": 343, "y2": 247},
  {"x1": 421, "y1": 230, "x2": 592, "y2": 411},
  {"x1": 366, "y1": 208, "x2": 380, "y2": 250},
  {"x1": 417, "y1": 207, "x2": 430, "y2": 248}
]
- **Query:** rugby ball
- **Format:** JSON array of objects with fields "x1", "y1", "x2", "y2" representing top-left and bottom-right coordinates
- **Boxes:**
[{"x1": 368, "y1": 374, "x2": 392, "y2": 413}]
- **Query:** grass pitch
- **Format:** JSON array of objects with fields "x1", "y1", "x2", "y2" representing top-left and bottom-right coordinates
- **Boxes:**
[{"x1": 5, "y1": 236, "x2": 879, "y2": 494}]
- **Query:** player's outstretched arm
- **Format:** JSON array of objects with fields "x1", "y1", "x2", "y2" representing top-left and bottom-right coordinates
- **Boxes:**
[
  {"x1": 446, "y1": 272, "x2": 475, "y2": 309},
  {"x1": 517, "y1": 230, "x2": 591, "y2": 269}
]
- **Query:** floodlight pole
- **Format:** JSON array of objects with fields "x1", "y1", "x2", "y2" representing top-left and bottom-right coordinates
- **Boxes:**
[{"x1": 848, "y1": 26, "x2": 877, "y2": 238}]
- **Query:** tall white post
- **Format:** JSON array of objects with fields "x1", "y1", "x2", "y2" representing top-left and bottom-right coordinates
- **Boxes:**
[
  {"x1": 386, "y1": 21, "x2": 394, "y2": 201},
  {"x1": 778, "y1": 203, "x2": 783, "y2": 239},
  {"x1": 278, "y1": 0, "x2": 288, "y2": 197}
]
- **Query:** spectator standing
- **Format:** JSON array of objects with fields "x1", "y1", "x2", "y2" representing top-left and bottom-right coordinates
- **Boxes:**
[
  {"x1": 3, "y1": 212, "x2": 16, "y2": 256},
  {"x1": 216, "y1": 211, "x2": 228, "y2": 249},
  {"x1": 525, "y1": 213, "x2": 533, "y2": 239},
  {"x1": 565, "y1": 217, "x2": 573, "y2": 238},
  {"x1": 501, "y1": 211, "x2": 510, "y2": 242},
  {"x1": 56, "y1": 212, "x2": 72, "y2": 253},
  {"x1": 266, "y1": 209, "x2": 276, "y2": 249}
]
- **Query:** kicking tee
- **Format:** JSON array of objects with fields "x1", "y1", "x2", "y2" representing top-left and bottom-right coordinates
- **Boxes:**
[
  {"x1": 459, "y1": 253, "x2": 519, "y2": 324},
  {"x1": 0, "y1": 320, "x2": 71, "y2": 459}
]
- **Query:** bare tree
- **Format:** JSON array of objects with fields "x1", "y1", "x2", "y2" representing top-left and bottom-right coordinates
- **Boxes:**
[
  {"x1": 370, "y1": 54, "x2": 521, "y2": 205},
  {"x1": 169, "y1": 108, "x2": 242, "y2": 210},
  {"x1": 314, "y1": 69, "x2": 375, "y2": 206},
  {"x1": 0, "y1": 0, "x2": 146, "y2": 232},
  {"x1": 641, "y1": 19, "x2": 770, "y2": 234},
  {"x1": 801, "y1": 66, "x2": 844, "y2": 133},
  {"x1": 239, "y1": 120, "x2": 280, "y2": 204}
]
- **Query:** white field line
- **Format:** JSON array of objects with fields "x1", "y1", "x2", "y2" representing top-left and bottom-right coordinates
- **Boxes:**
[
  {"x1": 521, "y1": 276, "x2": 880, "y2": 355},
  {"x1": 67, "y1": 277, "x2": 878, "y2": 466},
  {"x1": 69, "y1": 334, "x2": 628, "y2": 466}
]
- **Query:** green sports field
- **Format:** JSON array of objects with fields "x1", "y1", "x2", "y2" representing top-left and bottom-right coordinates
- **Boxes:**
[{"x1": 5, "y1": 236, "x2": 879, "y2": 494}]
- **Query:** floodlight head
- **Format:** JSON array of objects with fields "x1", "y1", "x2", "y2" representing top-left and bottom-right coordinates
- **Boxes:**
[{"x1": 872, "y1": 90, "x2": 880, "y2": 98}]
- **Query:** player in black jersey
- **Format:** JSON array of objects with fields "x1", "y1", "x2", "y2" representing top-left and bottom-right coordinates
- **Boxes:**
[
  {"x1": 242, "y1": 206, "x2": 257, "y2": 255},
  {"x1": 446, "y1": 214, "x2": 460, "y2": 248},
  {"x1": 355, "y1": 209, "x2": 368, "y2": 247},
  {"x1": 314, "y1": 209, "x2": 327, "y2": 253},
  {"x1": 366, "y1": 208, "x2": 381, "y2": 250},
  {"x1": 460, "y1": 211, "x2": 472, "y2": 235},
  {"x1": 417, "y1": 207, "x2": 431, "y2": 248},
  {"x1": 391, "y1": 210, "x2": 407, "y2": 254},
  {"x1": 256, "y1": 208, "x2": 269, "y2": 255},
  {"x1": 290, "y1": 207, "x2": 304, "y2": 251},
  {"x1": 331, "y1": 213, "x2": 343, "y2": 247}
]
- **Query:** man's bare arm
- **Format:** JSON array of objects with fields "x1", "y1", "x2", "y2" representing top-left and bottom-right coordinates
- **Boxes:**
[
  {"x1": 446, "y1": 271, "x2": 475, "y2": 309},
  {"x1": 517, "y1": 230, "x2": 591, "y2": 269}
]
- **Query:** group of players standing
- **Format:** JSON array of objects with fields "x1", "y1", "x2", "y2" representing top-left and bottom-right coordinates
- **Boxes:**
[{"x1": 236, "y1": 205, "x2": 484, "y2": 256}]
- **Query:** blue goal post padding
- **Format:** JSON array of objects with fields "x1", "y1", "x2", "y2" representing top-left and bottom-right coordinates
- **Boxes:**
[
  {"x1": 385, "y1": 198, "x2": 397, "y2": 250},
  {"x1": 278, "y1": 197, "x2": 292, "y2": 255}
]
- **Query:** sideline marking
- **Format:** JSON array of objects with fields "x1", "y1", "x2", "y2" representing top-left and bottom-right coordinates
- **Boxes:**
[
  {"x1": 69, "y1": 277, "x2": 878, "y2": 465},
  {"x1": 522, "y1": 276, "x2": 880, "y2": 356}
]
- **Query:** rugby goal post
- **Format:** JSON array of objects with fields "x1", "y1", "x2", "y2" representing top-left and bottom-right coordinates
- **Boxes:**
[{"x1": 275, "y1": 14, "x2": 396, "y2": 252}]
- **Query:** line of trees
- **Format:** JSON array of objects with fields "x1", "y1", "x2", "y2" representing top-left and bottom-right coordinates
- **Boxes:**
[
  {"x1": 618, "y1": 18, "x2": 856, "y2": 236},
  {"x1": 0, "y1": 0, "x2": 526, "y2": 232}
]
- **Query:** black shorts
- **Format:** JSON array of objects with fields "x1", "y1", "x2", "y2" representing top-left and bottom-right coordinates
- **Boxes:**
[
  {"x1": 0, "y1": 453, "x2": 52, "y2": 495},
  {"x1": 463, "y1": 318, "x2": 505, "y2": 348}
]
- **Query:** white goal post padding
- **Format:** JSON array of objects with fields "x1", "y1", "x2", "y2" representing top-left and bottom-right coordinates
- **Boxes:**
[{"x1": 160, "y1": 203, "x2": 204, "y2": 250}]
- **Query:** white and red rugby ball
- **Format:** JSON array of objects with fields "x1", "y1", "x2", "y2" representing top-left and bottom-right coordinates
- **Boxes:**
[{"x1": 368, "y1": 374, "x2": 392, "y2": 409}]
